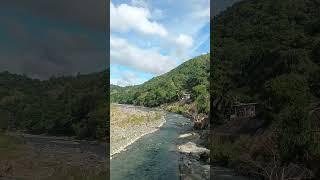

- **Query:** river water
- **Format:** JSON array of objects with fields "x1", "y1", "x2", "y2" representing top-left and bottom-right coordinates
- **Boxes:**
[
  {"x1": 110, "y1": 105, "x2": 250, "y2": 180},
  {"x1": 110, "y1": 112, "x2": 192, "y2": 180}
]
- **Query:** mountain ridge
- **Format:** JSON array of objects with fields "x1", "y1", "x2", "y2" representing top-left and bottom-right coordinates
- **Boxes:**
[{"x1": 111, "y1": 54, "x2": 210, "y2": 113}]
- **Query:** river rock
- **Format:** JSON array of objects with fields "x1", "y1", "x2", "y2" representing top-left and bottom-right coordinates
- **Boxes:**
[
  {"x1": 179, "y1": 157, "x2": 210, "y2": 180},
  {"x1": 178, "y1": 133, "x2": 193, "y2": 138},
  {"x1": 177, "y1": 142, "x2": 210, "y2": 159}
]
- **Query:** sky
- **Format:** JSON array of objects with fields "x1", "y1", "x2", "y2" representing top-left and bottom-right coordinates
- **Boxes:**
[
  {"x1": 0, "y1": 0, "x2": 240, "y2": 81},
  {"x1": 110, "y1": 0, "x2": 210, "y2": 87},
  {"x1": 0, "y1": 0, "x2": 106, "y2": 79}
]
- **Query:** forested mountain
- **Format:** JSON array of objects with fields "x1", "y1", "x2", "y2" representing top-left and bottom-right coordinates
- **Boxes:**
[
  {"x1": 211, "y1": 0, "x2": 320, "y2": 178},
  {"x1": 0, "y1": 71, "x2": 108, "y2": 140},
  {"x1": 111, "y1": 54, "x2": 210, "y2": 114}
]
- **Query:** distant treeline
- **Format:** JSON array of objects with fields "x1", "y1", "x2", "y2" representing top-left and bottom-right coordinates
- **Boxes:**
[{"x1": 0, "y1": 71, "x2": 108, "y2": 140}]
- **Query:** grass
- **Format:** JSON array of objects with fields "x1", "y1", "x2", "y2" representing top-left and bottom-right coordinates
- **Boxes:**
[
  {"x1": 162, "y1": 102, "x2": 191, "y2": 115},
  {"x1": 128, "y1": 115, "x2": 145, "y2": 125},
  {"x1": 111, "y1": 104, "x2": 165, "y2": 128}
]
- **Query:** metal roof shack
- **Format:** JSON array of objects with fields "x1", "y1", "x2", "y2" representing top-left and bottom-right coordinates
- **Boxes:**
[{"x1": 230, "y1": 102, "x2": 258, "y2": 120}]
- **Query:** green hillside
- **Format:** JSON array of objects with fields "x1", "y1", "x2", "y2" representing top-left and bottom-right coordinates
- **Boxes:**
[
  {"x1": 211, "y1": 0, "x2": 320, "y2": 178},
  {"x1": 0, "y1": 71, "x2": 108, "y2": 140},
  {"x1": 111, "y1": 54, "x2": 210, "y2": 114}
]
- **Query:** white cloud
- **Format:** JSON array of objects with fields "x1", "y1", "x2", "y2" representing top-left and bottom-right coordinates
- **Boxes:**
[
  {"x1": 110, "y1": 36, "x2": 177, "y2": 75},
  {"x1": 190, "y1": 0, "x2": 210, "y2": 19},
  {"x1": 181, "y1": 0, "x2": 210, "y2": 19},
  {"x1": 110, "y1": 1, "x2": 168, "y2": 37},
  {"x1": 111, "y1": 70, "x2": 149, "y2": 86},
  {"x1": 175, "y1": 34, "x2": 193, "y2": 50},
  {"x1": 165, "y1": 33, "x2": 194, "y2": 61},
  {"x1": 165, "y1": 0, "x2": 209, "y2": 36},
  {"x1": 191, "y1": 7, "x2": 210, "y2": 19},
  {"x1": 130, "y1": 0, "x2": 148, "y2": 8},
  {"x1": 109, "y1": 0, "x2": 210, "y2": 85}
]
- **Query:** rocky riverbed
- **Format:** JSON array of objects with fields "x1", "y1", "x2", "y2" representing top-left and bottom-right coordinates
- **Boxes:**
[
  {"x1": 176, "y1": 129, "x2": 210, "y2": 180},
  {"x1": 175, "y1": 124, "x2": 250, "y2": 180},
  {"x1": 0, "y1": 132, "x2": 107, "y2": 179},
  {"x1": 110, "y1": 104, "x2": 166, "y2": 158},
  {"x1": 111, "y1": 104, "x2": 212, "y2": 180},
  {"x1": 111, "y1": 109, "x2": 194, "y2": 180}
]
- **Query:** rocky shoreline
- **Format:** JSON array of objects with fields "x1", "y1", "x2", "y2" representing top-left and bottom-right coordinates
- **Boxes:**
[
  {"x1": 162, "y1": 103, "x2": 211, "y2": 179},
  {"x1": 0, "y1": 132, "x2": 107, "y2": 179},
  {"x1": 111, "y1": 104, "x2": 211, "y2": 179},
  {"x1": 110, "y1": 104, "x2": 166, "y2": 159},
  {"x1": 110, "y1": 118, "x2": 165, "y2": 158},
  {"x1": 176, "y1": 129, "x2": 210, "y2": 180}
]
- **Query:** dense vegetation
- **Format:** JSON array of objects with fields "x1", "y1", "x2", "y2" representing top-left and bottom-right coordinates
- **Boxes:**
[
  {"x1": 111, "y1": 54, "x2": 210, "y2": 114},
  {"x1": 211, "y1": 0, "x2": 320, "y2": 178},
  {"x1": 0, "y1": 71, "x2": 108, "y2": 140}
]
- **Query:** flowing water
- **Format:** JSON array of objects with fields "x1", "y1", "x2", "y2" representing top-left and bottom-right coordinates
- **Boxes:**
[
  {"x1": 110, "y1": 105, "x2": 250, "y2": 180},
  {"x1": 110, "y1": 112, "x2": 192, "y2": 180}
]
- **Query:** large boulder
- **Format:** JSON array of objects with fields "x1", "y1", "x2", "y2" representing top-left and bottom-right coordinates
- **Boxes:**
[{"x1": 177, "y1": 142, "x2": 210, "y2": 160}]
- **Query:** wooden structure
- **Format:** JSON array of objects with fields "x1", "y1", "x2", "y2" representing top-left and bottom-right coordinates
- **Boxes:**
[
  {"x1": 230, "y1": 102, "x2": 258, "y2": 120},
  {"x1": 177, "y1": 90, "x2": 191, "y2": 101},
  {"x1": 181, "y1": 92, "x2": 190, "y2": 100}
]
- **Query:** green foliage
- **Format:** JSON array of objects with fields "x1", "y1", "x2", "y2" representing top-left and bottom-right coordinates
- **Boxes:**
[
  {"x1": 0, "y1": 71, "x2": 108, "y2": 140},
  {"x1": 164, "y1": 103, "x2": 190, "y2": 115},
  {"x1": 210, "y1": 135, "x2": 252, "y2": 166},
  {"x1": 193, "y1": 85, "x2": 210, "y2": 113},
  {"x1": 309, "y1": 68, "x2": 320, "y2": 97},
  {"x1": 277, "y1": 104, "x2": 312, "y2": 162},
  {"x1": 211, "y1": 0, "x2": 320, "y2": 176},
  {"x1": 111, "y1": 54, "x2": 210, "y2": 113},
  {"x1": 210, "y1": 140, "x2": 237, "y2": 165},
  {"x1": 266, "y1": 74, "x2": 314, "y2": 163},
  {"x1": 0, "y1": 110, "x2": 10, "y2": 130},
  {"x1": 266, "y1": 73, "x2": 309, "y2": 111},
  {"x1": 212, "y1": 0, "x2": 320, "y2": 126}
]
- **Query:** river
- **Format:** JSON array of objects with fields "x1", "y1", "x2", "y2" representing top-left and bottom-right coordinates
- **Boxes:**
[
  {"x1": 21, "y1": 133, "x2": 106, "y2": 161},
  {"x1": 110, "y1": 112, "x2": 191, "y2": 180},
  {"x1": 110, "y1": 105, "x2": 251, "y2": 180}
]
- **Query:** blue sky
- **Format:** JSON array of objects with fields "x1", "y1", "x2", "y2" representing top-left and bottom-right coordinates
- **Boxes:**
[{"x1": 110, "y1": 0, "x2": 210, "y2": 86}]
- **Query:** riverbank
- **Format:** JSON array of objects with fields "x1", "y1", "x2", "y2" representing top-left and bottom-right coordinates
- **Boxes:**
[
  {"x1": 160, "y1": 102, "x2": 211, "y2": 179},
  {"x1": 110, "y1": 112, "x2": 191, "y2": 180},
  {"x1": 110, "y1": 103, "x2": 212, "y2": 179},
  {"x1": 110, "y1": 104, "x2": 166, "y2": 158},
  {"x1": 176, "y1": 128, "x2": 210, "y2": 180},
  {"x1": 0, "y1": 132, "x2": 107, "y2": 179}
]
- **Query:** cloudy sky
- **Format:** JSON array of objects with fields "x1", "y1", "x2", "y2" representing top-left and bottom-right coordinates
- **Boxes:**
[
  {"x1": 0, "y1": 0, "x2": 106, "y2": 79},
  {"x1": 110, "y1": 0, "x2": 210, "y2": 86}
]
